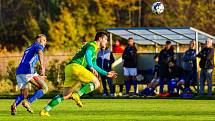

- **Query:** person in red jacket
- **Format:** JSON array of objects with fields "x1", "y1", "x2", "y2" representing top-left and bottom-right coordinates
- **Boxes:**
[{"x1": 112, "y1": 40, "x2": 124, "y2": 53}]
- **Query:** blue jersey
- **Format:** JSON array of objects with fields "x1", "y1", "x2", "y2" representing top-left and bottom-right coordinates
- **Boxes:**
[{"x1": 16, "y1": 42, "x2": 44, "y2": 74}]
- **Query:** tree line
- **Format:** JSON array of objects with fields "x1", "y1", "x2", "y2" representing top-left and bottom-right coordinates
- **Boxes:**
[{"x1": 0, "y1": 0, "x2": 214, "y2": 51}]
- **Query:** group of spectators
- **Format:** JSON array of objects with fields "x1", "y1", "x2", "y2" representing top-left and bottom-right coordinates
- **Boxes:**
[{"x1": 95, "y1": 37, "x2": 214, "y2": 97}]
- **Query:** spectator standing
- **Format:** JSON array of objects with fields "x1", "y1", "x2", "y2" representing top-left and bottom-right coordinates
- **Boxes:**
[
  {"x1": 183, "y1": 40, "x2": 197, "y2": 90},
  {"x1": 158, "y1": 41, "x2": 175, "y2": 94},
  {"x1": 112, "y1": 40, "x2": 124, "y2": 96},
  {"x1": 112, "y1": 40, "x2": 124, "y2": 53},
  {"x1": 197, "y1": 38, "x2": 214, "y2": 96},
  {"x1": 122, "y1": 38, "x2": 138, "y2": 96},
  {"x1": 97, "y1": 44, "x2": 115, "y2": 96}
]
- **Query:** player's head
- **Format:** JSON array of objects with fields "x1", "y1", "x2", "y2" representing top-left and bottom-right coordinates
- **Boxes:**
[
  {"x1": 205, "y1": 38, "x2": 213, "y2": 48},
  {"x1": 81, "y1": 36, "x2": 87, "y2": 45},
  {"x1": 115, "y1": 40, "x2": 120, "y2": 46},
  {"x1": 82, "y1": 39, "x2": 87, "y2": 45},
  {"x1": 36, "y1": 34, "x2": 47, "y2": 47},
  {"x1": 128, "y1": 38, "x2": 134, "y2": 46},
  {"x1": 165, "y1": 40, "x2": 172, "y2": 50},
  {"x1": 190, "y1": 40, "x2": 196, "y2": 49},
  {"x1": 94, "y1": 32, "x2": 108, "y2": 48}
]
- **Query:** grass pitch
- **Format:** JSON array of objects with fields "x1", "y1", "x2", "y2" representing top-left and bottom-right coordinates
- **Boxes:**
[{"x1": 0, "y1": 99, "x2": 215, "y2": 121}]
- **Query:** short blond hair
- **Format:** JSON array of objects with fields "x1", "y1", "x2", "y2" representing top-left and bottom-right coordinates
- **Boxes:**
[{"x1": 36, "y1": 34, "x2": 46, "y2": 40}]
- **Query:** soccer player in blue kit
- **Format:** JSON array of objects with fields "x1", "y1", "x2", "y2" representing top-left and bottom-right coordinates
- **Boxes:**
[{"x1": 10, "y1": 34, "x2": 48, "y2": 115}]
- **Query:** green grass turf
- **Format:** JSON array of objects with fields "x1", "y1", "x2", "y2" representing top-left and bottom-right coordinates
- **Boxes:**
[{"x1": 0, "y1": 99, "x2": 215, "y2": 121}]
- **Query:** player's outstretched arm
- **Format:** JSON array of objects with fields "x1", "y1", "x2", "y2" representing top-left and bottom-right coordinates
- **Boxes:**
[
  {"x1": 107, "y1": 71, "x2": 118, "y2": 79},
  {"x1": 85, "y1": 49, "x2": 107, "y2": 76}
]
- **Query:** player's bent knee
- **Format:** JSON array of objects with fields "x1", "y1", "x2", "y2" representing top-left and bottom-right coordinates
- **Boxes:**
[
  {"x1": 39, "y1": 81, "x2": 48, "y2": 94},
  {"x1": 37, "y1": 78, "x2": 48, "y2": 93}
]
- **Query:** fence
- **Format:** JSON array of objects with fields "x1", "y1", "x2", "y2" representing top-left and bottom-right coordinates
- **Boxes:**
[{"x1": 0, "y1": 54, "x2": 73, "y2": 76}]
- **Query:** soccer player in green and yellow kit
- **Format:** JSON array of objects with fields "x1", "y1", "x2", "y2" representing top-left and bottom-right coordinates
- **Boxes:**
[{"x1": 40, "y1": 32, "x2": 117, "y2": 116}]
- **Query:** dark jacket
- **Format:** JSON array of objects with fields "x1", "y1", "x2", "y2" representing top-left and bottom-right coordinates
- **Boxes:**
[
  {"x1": 122, "y1": 45, "x2": 137, "y2": 68},
  {"x1": 183, "y1": 49, "x2": 197, "y2": 71},
  {"x1": 158, "y1": 47, "x2": 175, "y2": 77},
  {"x1": 153, "y1": 64, "x2": 160, "y2": 79},
  {"x1": 197, "y1": 47, "x2": 214, "y2": 69},
  {"x1": 97, "y1": 47, "x2": 115, "y2": 71}
]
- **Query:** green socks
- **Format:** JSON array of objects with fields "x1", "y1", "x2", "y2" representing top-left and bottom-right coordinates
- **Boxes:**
[
  {"x1": 77, "y1": 82, "x2": 95, "y2": 96},
  {"x1": 44, "y1": 82, "x2": 95, "y2": 112},
  {"x1": 44, "y1": 95, "x2": 64, "y2": 112}
]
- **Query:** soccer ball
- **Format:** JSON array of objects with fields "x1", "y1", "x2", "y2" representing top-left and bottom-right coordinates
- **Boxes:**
[
  {"x1": 152, "y1": 2, "x2": 164, "y2": 14},
  {"x1": 136, "y1": 74, "x2": 144, "y2": 82}
]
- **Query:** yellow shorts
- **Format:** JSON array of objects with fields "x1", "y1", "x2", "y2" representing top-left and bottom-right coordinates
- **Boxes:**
[{"x1": 64, "y1": 63, "x2": 95, "y2": 88}]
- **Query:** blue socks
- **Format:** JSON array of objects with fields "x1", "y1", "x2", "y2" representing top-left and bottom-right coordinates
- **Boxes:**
[
  {"x1": 27, "y1": 89, "x2": 44, "y2": 104},
  {"x1": 125, "y1": 80, "x2": 130, "y2": 94},
  {"x1": 15, "y1": 94, "x2": 24, "y2": 106},
  {"x1": 126, "y1": 80, "x2": 138, "y2": 94},
  {"x1": 14, "y1": 89, "x2": 44, "y2": 106}
]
